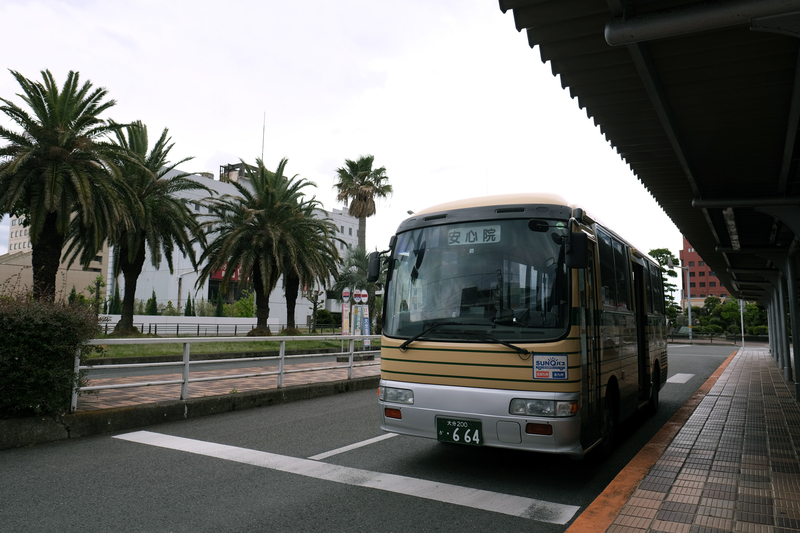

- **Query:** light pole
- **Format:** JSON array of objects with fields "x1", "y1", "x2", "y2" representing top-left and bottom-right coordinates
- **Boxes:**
[{"x1": 669, "y1": 258, "x2": 692, "y2": 342}]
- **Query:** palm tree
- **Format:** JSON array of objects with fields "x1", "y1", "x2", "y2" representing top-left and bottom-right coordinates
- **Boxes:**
[
  {"x1": 67, "y1": 120, "x2": 210, "y2": 334},
  {"x1": 333, "y1": 155, "x2": 392, "y2": 250},
  {"x1": 281, "y1": 203, "x2": 342, "y2": 333},
  {"x1": 197, "y1": 158, "x2": 325, "y2": 335},
  {"x1": 0, "y1": 70, "x2": 125, "y2": 300}
]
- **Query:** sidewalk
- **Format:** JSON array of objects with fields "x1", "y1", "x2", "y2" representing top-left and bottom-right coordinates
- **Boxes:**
[
  {"x1": 77, "y1": 360, "x2": 381, "y2": 411},
  {"x1": 602, "y1": 346, "x2": 800, "y2": 533}
]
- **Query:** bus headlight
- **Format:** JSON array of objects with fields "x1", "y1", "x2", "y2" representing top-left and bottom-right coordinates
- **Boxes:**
[
  {"x1": 380, "y1": 386, "x2": 414, "y2": 405},
  {"x1": 509, "y1": 399, "x2": 577, "y2": 417}
]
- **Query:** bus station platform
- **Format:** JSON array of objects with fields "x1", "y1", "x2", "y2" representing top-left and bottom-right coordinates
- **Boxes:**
[{"x1": 571, "y1": 346, "x2": 800, "y2": 533}]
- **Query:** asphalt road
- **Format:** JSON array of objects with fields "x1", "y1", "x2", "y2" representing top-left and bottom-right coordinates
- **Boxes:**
[{"x1": 0, "y1": 344, "x2": 737, "y2": 532}]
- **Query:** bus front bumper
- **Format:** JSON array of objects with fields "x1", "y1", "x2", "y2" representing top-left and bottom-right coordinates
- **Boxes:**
[{"x1": 379, "y1": 380, "x2": 585, "y2": 458}]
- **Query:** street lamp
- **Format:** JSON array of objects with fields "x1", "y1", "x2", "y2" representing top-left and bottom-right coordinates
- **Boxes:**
[{"x1": 668, "y1": 258, "x2": 692, "y2": 342}]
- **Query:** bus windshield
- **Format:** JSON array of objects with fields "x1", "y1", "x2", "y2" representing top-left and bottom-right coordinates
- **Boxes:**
[{"x1": 383, "y1": 219, "x2": 570, "y2": 343}]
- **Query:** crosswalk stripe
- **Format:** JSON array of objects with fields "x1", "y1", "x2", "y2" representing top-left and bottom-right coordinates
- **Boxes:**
[
  {"x1": 667, "y1": 373, "x2": 695, "y2": 384},
  {"x1": 115, "y1": 430, "x2": 580, "y2": 524}
]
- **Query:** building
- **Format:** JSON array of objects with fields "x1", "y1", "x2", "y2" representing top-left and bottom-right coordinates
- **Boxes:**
[
  {"x1": 0, "y1": 214, "x2": 109, "y2": 300},
  {"x1": 0, "y1": 167, "x2": 359, "y2": 326},
  {"x1": 678, "y1": 236, "x2": 730, "y2": 309},
  {"x1": 109, "y1": 168, "x2": 359, "y2": 328}
]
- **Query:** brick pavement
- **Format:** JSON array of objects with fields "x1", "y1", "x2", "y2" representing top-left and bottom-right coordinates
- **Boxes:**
[
  {"x1": 608, "y1": 347, "x2": 800, "y2": 533},
  {"x1": 77, "y1": 361, "x2": 381, "y2": 411}
]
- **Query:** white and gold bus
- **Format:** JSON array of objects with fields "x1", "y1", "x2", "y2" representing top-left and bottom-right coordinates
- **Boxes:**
[{"x1": 368, "y1": 193, "x2": 668, "y2": 458}]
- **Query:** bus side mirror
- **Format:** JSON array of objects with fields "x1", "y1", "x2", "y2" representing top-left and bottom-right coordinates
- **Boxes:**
[
  {"x1": 367, "y1": 251, "x2": 381, "y2": 282},
  {"x1": 566, "y1": 232, "x2": 588, "y2": 269}
]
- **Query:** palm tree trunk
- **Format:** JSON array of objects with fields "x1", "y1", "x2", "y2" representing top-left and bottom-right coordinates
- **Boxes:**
[
  {"x1": 31, "y1": 212, "x2": 65, "y2": 301},
  {"x1": 115, "y1": 242, "x2": 146, "y2": 335},
  {"x1": 357, "y1": 215, "x2": 366, "y2": 250},
  {"x1": 251, "y1": 266, "x2": 271, "y2": 335},
  {"x1": 285, "y1": 274, "x2": 300, "y2": 331}
]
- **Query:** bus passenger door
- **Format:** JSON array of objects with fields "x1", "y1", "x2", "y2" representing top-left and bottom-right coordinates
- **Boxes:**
[
  {"x1": 580, "y1": 243, "x2": 601, "y2": 442},
  {"x1": 632, "y1": 261, "x2": 649, "y2": 401}
]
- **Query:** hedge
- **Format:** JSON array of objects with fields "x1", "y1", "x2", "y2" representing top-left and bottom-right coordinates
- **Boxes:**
[{"x1": 0, "y1": 296, "x2": 100, "y2": 419}]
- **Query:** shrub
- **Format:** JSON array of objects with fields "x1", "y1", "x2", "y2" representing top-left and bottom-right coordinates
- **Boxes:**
[
  {"x1": 162, "y1": 300, "x2": 180, "y2": 316},
  {"x1": 145, "y1": 290, "x2": 159, "y2": 315},
  {"x1": 315, "y1": 309, "x2": 335, "y2": 325},
  {"x1": 749, "y1": 325, "x2": 769, "y2": 336},
  {"x1": 195, "y1": 298, "x2": 215, "y2": 317},
  {"x1": 0, "y1": 296, "x2": 100, "y2": 419}
]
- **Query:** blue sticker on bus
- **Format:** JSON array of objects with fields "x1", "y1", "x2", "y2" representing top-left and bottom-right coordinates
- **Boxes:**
[{"x1": 533, "y1": 354, "x2": 568, "y2": 380}]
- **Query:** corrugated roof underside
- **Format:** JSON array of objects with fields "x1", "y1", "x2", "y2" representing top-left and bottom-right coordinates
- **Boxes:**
[{"x1": 504, "y1": 0, "x2": 799, "y2": 296}]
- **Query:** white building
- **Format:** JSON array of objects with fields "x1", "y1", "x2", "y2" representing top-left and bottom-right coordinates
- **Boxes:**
[{"x1": 109, "y1": 167, "x2": 358, "y2": 328}]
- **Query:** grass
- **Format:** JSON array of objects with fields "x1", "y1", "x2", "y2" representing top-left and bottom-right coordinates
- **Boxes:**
[{"x1": 90, "y1": 336, "x2": 379, "y2": 359}]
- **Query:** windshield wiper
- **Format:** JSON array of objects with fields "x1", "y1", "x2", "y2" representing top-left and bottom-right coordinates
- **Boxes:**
[
  {"x1": 473, "y1": 331, "x2": 531, "y2": 357},
  {"x1": 398, "y1": 320, "x2": 480, "y2": 352}
]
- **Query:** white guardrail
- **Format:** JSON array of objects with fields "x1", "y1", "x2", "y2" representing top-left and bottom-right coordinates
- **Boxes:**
[{"x1": 70, "y1": 335, "x2": 381, "y2": 413}]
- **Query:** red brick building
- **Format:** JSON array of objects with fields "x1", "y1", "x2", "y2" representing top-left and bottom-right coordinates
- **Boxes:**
[{"x1": 678, "y1": 236, "x2": 729, "y2": 309}]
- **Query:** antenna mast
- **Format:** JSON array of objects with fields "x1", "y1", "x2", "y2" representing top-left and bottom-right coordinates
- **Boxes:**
[{"x1": 261, "y1": 112, "x2": 266, "y2": 161}]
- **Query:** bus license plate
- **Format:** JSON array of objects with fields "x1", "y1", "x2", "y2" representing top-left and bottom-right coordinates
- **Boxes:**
[{"x1": 436, "y1": 417, "x2": 482, "y2": 446}]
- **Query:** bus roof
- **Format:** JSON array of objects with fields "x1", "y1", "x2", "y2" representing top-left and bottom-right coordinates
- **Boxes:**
[
  {"x1": 408, "y1": 193, "x2": 661, "y2": 268},
  {"x1": 413, "y1": 193, "x2": 572, "y2": 216}
]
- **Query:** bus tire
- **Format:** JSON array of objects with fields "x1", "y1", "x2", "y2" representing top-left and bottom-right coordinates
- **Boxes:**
[
  {"x1": 647, "y1": 365, "x2": 660, "y2": 416},
  {"x1": 599, "y1": 385, "x2": 618, "y2": 457}
]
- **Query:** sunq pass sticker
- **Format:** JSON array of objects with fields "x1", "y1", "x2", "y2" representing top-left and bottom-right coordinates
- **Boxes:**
[{"x1": 533, "y1": 354, "x2": 568, "y2": 380}]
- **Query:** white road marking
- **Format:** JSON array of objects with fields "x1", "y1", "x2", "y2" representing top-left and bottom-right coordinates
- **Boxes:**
[
  {"x1": 670, "y1": 344, "x2": 691, "y2": 348},
  {"x1": 308, "y1": 433, "x2": 398, "y2": 461},
  {"x1": 667, "y1": 373, "x2": 695, "y2": 384},
  {"x1": 115, "y1": 431, "x2": 580, "y2": 524}
]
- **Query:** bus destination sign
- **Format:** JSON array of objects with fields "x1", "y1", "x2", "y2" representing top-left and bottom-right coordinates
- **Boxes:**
[{"x1": 447, "y1": 225, "x2": 501, "y2": 246}]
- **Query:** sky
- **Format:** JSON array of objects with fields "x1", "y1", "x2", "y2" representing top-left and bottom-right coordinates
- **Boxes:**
[{"x1": 0, "y1": 0, "x2": 682, "y2": 259}]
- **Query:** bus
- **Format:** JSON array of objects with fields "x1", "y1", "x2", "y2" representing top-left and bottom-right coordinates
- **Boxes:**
[{"x1": 368, "y1": 193, "x2": 668, "y2": 458}]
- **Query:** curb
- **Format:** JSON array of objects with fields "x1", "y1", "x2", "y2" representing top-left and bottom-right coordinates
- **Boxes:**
[{"x1": 0, "y1": 375, "x2": 380, "y2": 450}]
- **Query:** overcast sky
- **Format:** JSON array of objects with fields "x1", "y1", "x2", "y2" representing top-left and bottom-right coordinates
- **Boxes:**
[{"x1": 0, "y1": 0, "x2": 682, "y2": 260}]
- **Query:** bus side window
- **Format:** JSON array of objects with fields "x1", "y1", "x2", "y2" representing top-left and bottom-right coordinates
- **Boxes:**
[
  {"x1": 644, "y1": 262, "x2": 654, "y2": 314},
  {"x1": 597, "y1": 230, "x2": 616, "y2": 310},
  {"x1": 612, "y1": 240, "x2": 630, "y2": 311}
]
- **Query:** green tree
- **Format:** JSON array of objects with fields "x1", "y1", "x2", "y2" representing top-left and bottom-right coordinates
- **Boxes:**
[
  {"x1": 68, "y1": 285, "x2": 78, "y2": 306},
  {"x1": 703, "y1": 296, "x2": 722, "y2": 317},
  {"x1": 281, "y1": 203, "x2": 341, "y2": 334},
  {"x1": 744, "y1": 302, "x2": 767, "y2": 334},
  {"x1": 648, "y1": 248, "x2": 679, "y2": 306},
  {"x1": 198, "y1": 158, "x2": 325, "y2": 335},
  {"x1": 233, "y1": 289, "x2": 255, "y2": 318},
  {"x1": 214, "y1": 291, "x2": 224, "y2": 317},
  {"x1": 0, "y1": 70, "x2": 126, "y2": 300},
  {"x1": 333, "y1": 155, "x2": 392, "y2": 250},
  {"x1": 109, "y1": 283, "x2": 122, "y2": 314},
  {"x1": 145, "y1": 290, "x2": 158, "y2": 315},
  {"x1": 74, "y1": 120, "x2": 207, "y2": 335},
  {"x1": 184, "y1": 293, "x2": 193, "y2": 317}
]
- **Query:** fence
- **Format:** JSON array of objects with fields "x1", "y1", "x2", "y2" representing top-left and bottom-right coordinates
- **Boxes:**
[
  {"x1": 71, "y1": 334, "x2": 380, "y2": 413},
  {"x1": 667, "y1": 332, "x2": 771, "y2": 344},
  {"x1": 100, "y1": 321, "x2": 341, "y2": 336}
]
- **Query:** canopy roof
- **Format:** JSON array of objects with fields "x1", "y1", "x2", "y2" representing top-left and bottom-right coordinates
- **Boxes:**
[{"x1": 499, "y1": 0, "x2": 800, "y2": 302}]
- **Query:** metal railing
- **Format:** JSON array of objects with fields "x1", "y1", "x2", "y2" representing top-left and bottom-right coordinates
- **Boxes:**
[
  {"x1": 71, "y1": 334, "x2": 380, "y2": 413},
  {"x1": 100, "y1": 322, "x2": 342, "y2": 336}
]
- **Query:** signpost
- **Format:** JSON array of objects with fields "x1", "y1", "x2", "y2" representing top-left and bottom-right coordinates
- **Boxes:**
[{"x1": 341, "y1": 288, "x2": 351, "y2": 335}]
